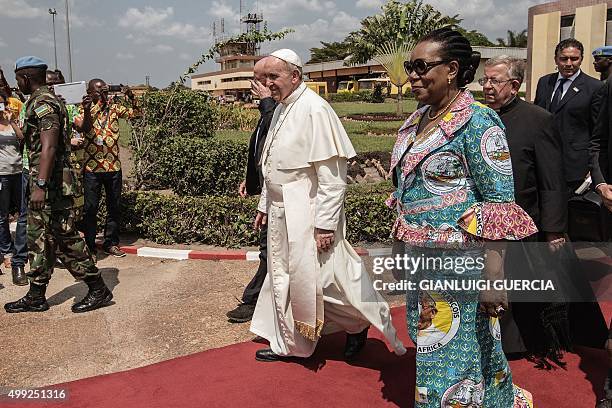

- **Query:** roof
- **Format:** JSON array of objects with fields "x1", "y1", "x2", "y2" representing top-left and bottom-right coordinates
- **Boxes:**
[
  {"x1": 472, "y1": 46, "x2": 527, "y2": 59},
  {"x1": 302, "y1": 47, "x2": 527, "y2": 74}
]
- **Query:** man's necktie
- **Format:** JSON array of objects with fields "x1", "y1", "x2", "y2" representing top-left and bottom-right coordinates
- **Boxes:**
[{"x1": 549, "y1": 78, "x2": 569, "y2": 112}]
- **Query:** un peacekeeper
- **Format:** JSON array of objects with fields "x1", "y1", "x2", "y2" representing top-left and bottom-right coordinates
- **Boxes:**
[{"x1": 4, "y1": 56, "x2": 113, "y2": 314}]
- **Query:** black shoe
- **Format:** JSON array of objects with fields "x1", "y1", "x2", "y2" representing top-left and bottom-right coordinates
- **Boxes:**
[
  {"x1": 596, "y1": 398, "x2": 612, "y2": 408},
  {"x1": 72, "y1": 287, "x2": 113, "y2": 313},
  {"x1": 255, "y1": 348, "x2": 285, "y2": 362},
  {"x1": 5, "y1": 284, "x2": 49, "y2": 313},
  {"x1": 104, "y1": 246, "x2": 126, "y2": 258},
  {"x1": 344, "y1": 327, "x2": 369, "y2": 360},
  {"x1": 227, "y1": 303, "x2": 256, "y2": 323},
  {"x1": 11, "y1": 265, "x2": 28, "y2": 286}
]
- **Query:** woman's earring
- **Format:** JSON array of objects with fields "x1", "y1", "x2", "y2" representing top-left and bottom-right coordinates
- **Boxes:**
[{"x1": 447, "y1": 78, "x2": 452, "y2": 85}]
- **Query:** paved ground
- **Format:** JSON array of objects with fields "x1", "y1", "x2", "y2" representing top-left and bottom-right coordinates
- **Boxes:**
[{"x1": 0, "y1": 255, "x2": 402, "y2": 391}]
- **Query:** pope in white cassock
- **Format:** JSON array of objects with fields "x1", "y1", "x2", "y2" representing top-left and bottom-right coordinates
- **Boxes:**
[{"x1": 250, "y1": 49, "x2": 406, "y2": 362}]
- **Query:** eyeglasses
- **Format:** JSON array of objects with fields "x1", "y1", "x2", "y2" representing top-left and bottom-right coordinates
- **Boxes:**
[
  {"x1": 477, "y1": 77, "x2": 516, "y2": 86},
  {"x1": 403, "y1": 59, "x2": 450, "y2": 76}
]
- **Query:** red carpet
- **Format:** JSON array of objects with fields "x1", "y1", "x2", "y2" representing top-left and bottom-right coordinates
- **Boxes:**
[{"x1": 3, "y1": 305, "x2": 610, "y2": 408}]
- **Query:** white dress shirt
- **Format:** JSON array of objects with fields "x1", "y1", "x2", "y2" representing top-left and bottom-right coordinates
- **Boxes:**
[{"x1": 550, "y1": 69, "x2": 581, "y2": 101}]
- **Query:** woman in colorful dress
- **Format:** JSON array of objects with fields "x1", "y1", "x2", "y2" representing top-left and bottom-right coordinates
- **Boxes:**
[{"x1": 388, "y1": 28, "x2": 537, "y2": 407}]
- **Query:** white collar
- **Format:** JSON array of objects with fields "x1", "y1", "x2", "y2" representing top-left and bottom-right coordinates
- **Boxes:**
[{"x1": 281, "y1": 82, "x2": 306, "y2": 106}]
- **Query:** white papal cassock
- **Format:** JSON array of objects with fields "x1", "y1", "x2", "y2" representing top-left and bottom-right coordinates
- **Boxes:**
[{"x1": 249, "y1": 82, "x2": 406, "y2": 357}]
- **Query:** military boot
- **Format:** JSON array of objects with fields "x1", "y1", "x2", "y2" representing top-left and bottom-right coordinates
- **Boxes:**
[
  {"x1": 72, "y1": 276, "x2": 113, "y2": 313},
  {"x1": 4, "y1": 283, "x2": 49, "y2": 313}
]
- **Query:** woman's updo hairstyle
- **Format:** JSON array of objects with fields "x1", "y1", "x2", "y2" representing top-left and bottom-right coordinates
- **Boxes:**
[{"x1": 418, "y1": 27, "x2": 481, "y2": 88}]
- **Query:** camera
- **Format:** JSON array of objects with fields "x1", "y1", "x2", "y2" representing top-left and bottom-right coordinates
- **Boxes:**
[{"x1": 108, "y1": 85, "x2": 122, "y2": 92}]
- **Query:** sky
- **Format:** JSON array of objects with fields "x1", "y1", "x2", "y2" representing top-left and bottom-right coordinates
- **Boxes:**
[{"x1": 0, "y1": 0, "x2": 548, "y2": 88}]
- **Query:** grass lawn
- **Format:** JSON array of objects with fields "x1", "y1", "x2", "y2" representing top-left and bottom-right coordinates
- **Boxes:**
[
  {"x1": 118, "y1": 119, "x2": 132, "y2": 148},
  {"x1": 331, "y1": 98, "x2": 418, "y2": 117},
  {"x1": 215, "y1": 100, "x2": 407, "y2": 153},
  {"x1": 215, "y1": 127, "x2": 396, "y2": 153}
]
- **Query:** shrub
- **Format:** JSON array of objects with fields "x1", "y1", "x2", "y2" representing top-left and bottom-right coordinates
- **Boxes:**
[
  {"x1": 131, "y1": 88, "x2": 218, "y2": 189},
  {"x1": 371, "y1": 83, "x2": 385, "y2": 103},
  {"x1": 117, "y1": 187, "x2": 396, "y2": 247},
  {"x1": 329, "y1": 90, "x2": 374, "y2": 103},
  {"x1": 215, "y1": 104, "x2": 259, "y2": 131},
  {"x1": 152, "y1": 137, "x2": 248, "y2": 196}
]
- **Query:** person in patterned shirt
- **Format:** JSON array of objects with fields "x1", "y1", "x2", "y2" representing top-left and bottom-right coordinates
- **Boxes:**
[{"x1": 75, "y1": 78, "x2": 139, "y2": 259}]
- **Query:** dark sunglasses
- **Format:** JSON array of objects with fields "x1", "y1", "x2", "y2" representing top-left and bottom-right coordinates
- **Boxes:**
[{"x1": 404, "y1": 59, "x2": 450, "y2": 76}]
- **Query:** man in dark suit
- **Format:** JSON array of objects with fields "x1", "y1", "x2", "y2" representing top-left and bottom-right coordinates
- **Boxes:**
[
  {"x1": 591, "y1": 46, "x2": 612, "y2": 210},
  {"x1": 483, "y1": 56, "x2": 571, "y2": 364},
  {"x1": 534, "y1": 38, "x2": 602, "y2": 193},
  {"x1": 589, "y1": 49, "x2": 612, "y2": 408},
  {"x1": 227, "y1": 57, "x2": 278, "y2": 323}
]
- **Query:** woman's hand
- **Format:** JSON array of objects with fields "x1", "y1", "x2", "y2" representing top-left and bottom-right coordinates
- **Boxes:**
[{"x1": 479, "y1": 243, "x2": 508, "y2": 318}]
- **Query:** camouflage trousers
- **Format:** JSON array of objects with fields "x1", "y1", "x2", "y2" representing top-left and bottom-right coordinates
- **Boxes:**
[{"x1": 27, "y1": 206, "x2": 98, "y2": 285}]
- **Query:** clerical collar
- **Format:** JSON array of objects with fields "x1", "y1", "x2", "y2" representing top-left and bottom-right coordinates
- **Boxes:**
[
  {"x1": 281, "y1": 82, "x2": 307, "y2": 105},
  {"x1": 498, "y1": 96, "x2": 519, "y2": 114}
]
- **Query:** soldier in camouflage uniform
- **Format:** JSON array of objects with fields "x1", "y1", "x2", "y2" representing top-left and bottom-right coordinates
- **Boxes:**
[{"x1": 4, "y1": 56, "x2": 113, "y2": 314}]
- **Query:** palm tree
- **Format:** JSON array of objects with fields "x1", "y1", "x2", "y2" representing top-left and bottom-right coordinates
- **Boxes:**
[
  {"x1": 345, "y1": 0, "x2": 459, "y2": 65},
  {"x1": 496, "y1": 29, "x2": 528, "y2": 48},
  {"x1": 374, "y1": 41, "x2": 412, "y2": 115}
]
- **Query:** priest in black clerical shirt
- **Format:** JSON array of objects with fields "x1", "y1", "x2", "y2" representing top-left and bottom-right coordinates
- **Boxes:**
[{"x1": 481, "y1": 55, "x2": 608, "y2": 368}]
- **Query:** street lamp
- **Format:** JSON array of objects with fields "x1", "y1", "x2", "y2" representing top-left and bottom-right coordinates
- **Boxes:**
[
  {"x1": 48, "y1": 8, "x2": 58, "y2": 70},
  {"x1": 65, "y1": 0, "x2": 73, "y2": 81}
]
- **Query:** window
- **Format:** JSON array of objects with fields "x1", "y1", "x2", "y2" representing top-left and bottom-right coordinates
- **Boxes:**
[
  {"x1": 197, "y1": 80, "x2": 211, "y2": 86},
  {"x1": 607, "y1": 8, "x2": 612, "y2": 22},
  {"x1": 560, "y1": 15, "x2": 574, "y2": 28}
]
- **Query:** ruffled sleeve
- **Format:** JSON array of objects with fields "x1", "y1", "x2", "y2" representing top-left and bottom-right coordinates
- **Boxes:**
[
  {"x1": 455, "y1": 106, "x2": 538, "y2": 240},
  {"x1": 457, "y1": 202, "x2": 537, "y2": 240}
]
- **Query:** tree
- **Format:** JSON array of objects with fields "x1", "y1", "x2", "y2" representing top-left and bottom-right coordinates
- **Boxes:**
[
  {"x1": 456, "y1": 27, "x2": 494, "y2": 47},
  {"x1": 374, "y1": 42, "x2": 411, "y2": 114},
  {"x1": 131, "y1": 26, "x2": 293, "y2": 189},
  {"x1": 308, "y1": 40, "x2": 351, "y2": 63},
  {"x1": 345, "y1": 0, "x2": 460, "y2": 65},
  {"x1": 496, "y1": 29, "x2": 528, "y2": 48}
]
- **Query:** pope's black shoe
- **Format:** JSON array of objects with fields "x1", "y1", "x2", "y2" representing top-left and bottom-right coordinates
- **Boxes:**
[
  {"x1": 72, "y1": 277, "x2": 113, "y2": 313},
  {"x1": 344, "y1": 326, "x2": 369, "y2": 360},
  {"x1": 255, "y1": 348, "x2": 285, "y2": 362},
  {"x1": 4, "y1": 284, "x2": 49, "y2": 313}
]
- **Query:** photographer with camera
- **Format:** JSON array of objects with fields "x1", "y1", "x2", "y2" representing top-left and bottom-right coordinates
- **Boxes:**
[{"x1": 74, "y1": 79, "x2": 139, "y2": 260}]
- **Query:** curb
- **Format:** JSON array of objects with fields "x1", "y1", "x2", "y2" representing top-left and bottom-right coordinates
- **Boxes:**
[{"x1": 98, "y1": 245, "x2": 393, "y2": 261}]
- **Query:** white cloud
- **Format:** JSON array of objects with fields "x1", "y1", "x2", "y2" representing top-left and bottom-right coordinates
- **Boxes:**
[
  {"x1": 118, "y1": 6, "x2": 210, "y2": 45},
  {"x1": 424, "y1": 0, "x2": 538, "y2": 34},
  {"x1": 257, "y1": 0, "x2": 339, "y2": 21},
  {"x1": 0, "y1": 0, "x2": 44, "y2": 18},
  {"x1": 148, "y1": 44, "x2": 174, "y2": 54},
  {"x1": 356, "y1": 0, "x2": 383, "y2": 8},
  {"x1": 289, "y1": 12, "x2": 360, "y2": 44},
  {"x1": 179, "y1": 53, "x2": 192, "y2": 61},
  {"x1": 0, "y1": 38, "x2": 6, "y2": 47},
  {"x1": 116, "y1": 52, "x2": 135, "y2": 60},
  {"x1": 210, "y1": 0, "x2": 236, "y2": 19},
  {"x1": 118, "y1": 6, "x2": 173, "y2": 30}
]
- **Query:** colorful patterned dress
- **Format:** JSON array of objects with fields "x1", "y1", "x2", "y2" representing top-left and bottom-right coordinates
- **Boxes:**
[{"x1": 388, "y1": 91, "x2": 537, "y2": 407}]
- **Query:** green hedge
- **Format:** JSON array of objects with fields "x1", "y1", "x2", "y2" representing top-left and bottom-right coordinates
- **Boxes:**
[
  {"x1": 150, "y1": 138, "x2": 248, "y2": 196},
  {"x1": 117, "y1": 187, "x2": 396, "y2": 247},
  {"x1": 329, "y1": 91, "x2": 374, "y2": 103}
]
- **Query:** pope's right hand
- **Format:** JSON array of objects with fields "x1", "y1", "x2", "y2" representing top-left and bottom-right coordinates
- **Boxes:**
[{"x1": 254, "y1": 211, "x2": 267, "y2": 231}]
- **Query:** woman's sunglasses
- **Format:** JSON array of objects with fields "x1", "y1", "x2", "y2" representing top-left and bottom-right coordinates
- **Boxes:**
[{"x1": 404, "y1": 59, "x2": 450, "y2": 76}]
